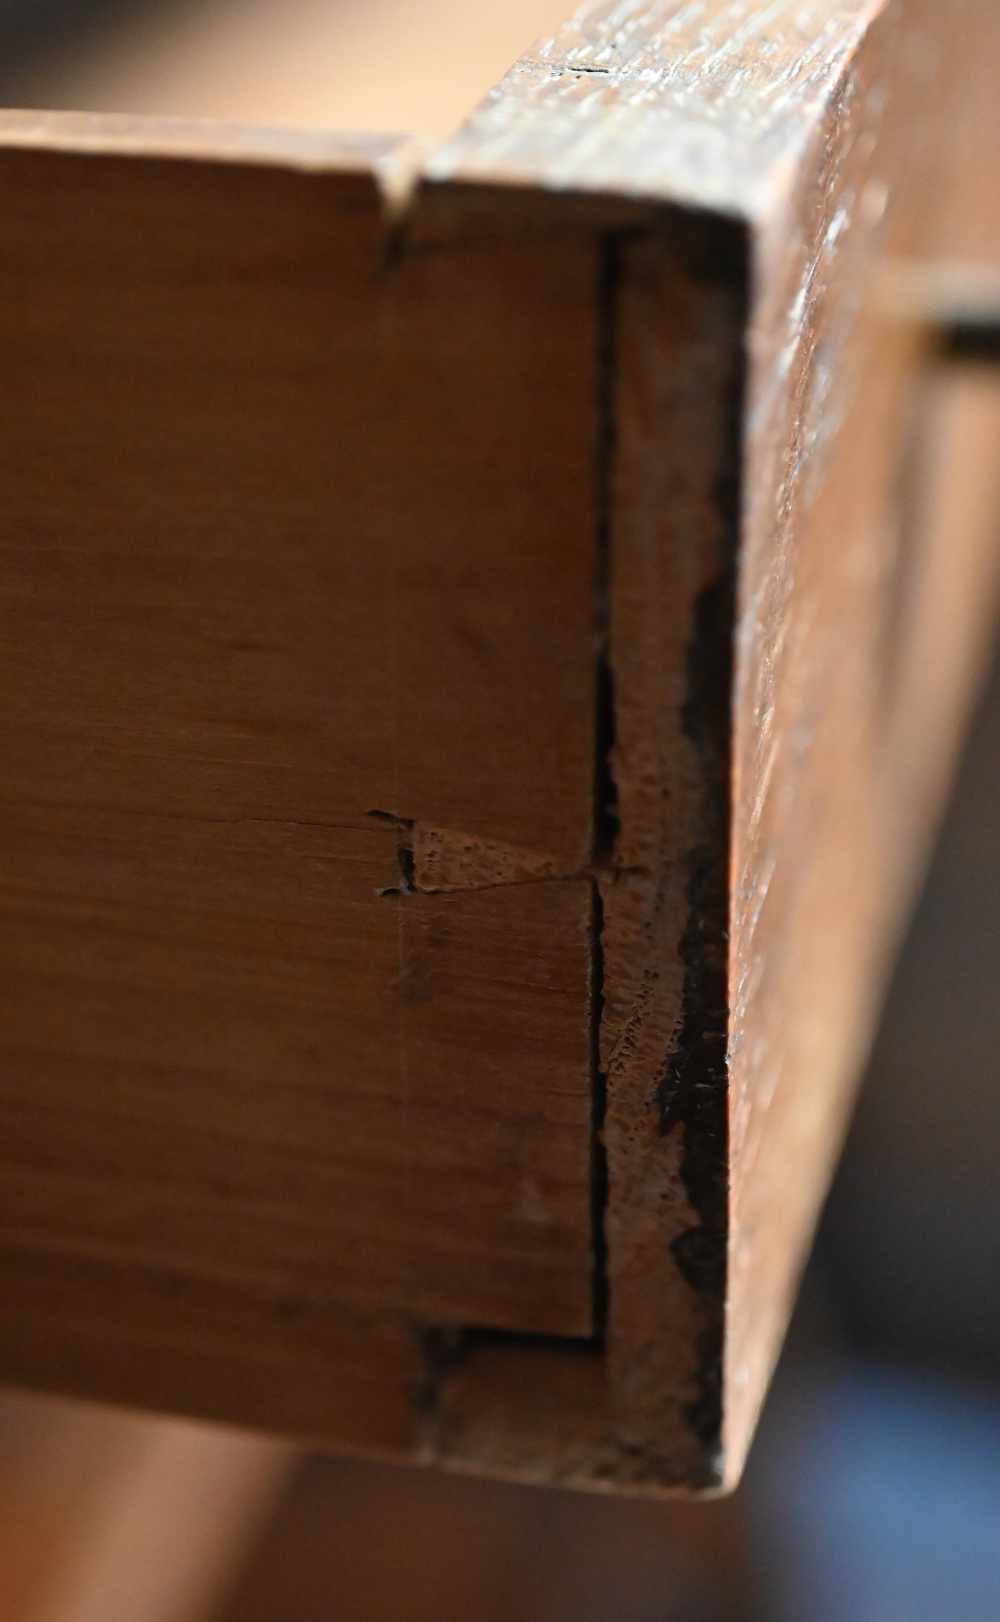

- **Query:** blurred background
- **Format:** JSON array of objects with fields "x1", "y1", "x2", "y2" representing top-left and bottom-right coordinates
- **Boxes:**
[
  {"x1": 0, "y1": 0, "x2": 572, "y2": 141},
  {"x1": 0, "y1": 1, "x2": 996, "y2": 1618}
]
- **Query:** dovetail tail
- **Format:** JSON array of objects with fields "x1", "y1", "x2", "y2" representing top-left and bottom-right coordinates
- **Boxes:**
[{"x1": 387, "y1": 235, "x2": 626, "y2": 1414}]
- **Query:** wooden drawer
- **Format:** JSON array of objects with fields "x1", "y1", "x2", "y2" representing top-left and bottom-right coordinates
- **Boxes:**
[{"x1": 0, "y1": 0, "x2": 996, "y2": 1492}]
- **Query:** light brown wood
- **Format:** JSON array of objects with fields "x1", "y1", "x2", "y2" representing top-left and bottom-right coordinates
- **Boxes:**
[
  {"x1": 0, "y1": 0, "x2": 995, "y2": 1495},
  {"x1": 0, "y1": 133, "x2": 603, "y2": 1446}
]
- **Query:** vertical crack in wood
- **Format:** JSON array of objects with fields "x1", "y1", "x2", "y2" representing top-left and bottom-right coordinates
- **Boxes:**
[
  {"x1": 403, "y1": 222, "x2": 619, "y2": 1458},
  {"x1": 590, "y1": 234, "x2": 622, "y2": 1347}
]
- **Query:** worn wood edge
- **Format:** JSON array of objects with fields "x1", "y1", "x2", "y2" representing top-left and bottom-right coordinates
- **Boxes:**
[
  {"x1": 0, "y1": 106, "x2": 420, "y2": 203},
  {"x1": 424, "y1": 0, "x2": 887, "y2": 222},
  {"x1": 0, "y1": 4, "x2": 900, "y2": 227},
  {"x1": 720, "y1": 28, "x2": 894, "y2": 1487},
  {"x1": 720, "y1": 0, "x2": 1000, "y2": 1486},
  {"x1": 0, "y1": 1, "x2": 898, "y2": 229}
]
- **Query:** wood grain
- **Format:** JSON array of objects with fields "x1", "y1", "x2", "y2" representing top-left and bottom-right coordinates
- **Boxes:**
[
  {"x1": 0, "y1": 0, "x2": 994, "y2": 1494},
  {"x1": 0, "y1": 130, "x2": 601, "y2": 1444},
  {"x1": 429, "y1": 0, "x2": 1000, "y2": 1488}
]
